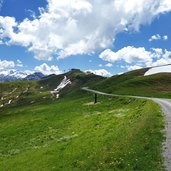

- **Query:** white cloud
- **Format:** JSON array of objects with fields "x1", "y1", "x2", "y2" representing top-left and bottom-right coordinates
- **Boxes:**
[
  {"x1": 156, "y1": 0, "x2": 171, "y2": 14},
  {"x1": 34, "y1": 63, "x2": 63, "y2": 75},
  {"x1": 85, "y1": 69, "x2": 111, "y2": 77},
  {"x1": 0, "y1": 0, "x2": 171, "y2": 60},
  {"x1": 99, "y1": 49, "x2": 120, "y2": 62},
  {"x1": 16, "y1": 60, "x2": 23, "y2": 67},
  {"x1": 0, "y1": 63, "x2": 62, "y2": 77},
  {"x1": 151, "y1": 48, "x2": 163, "y2": 58},
  {"x1": 149, "y1": 34, "x2": 168, "y2": 42},
  {"x1": 117, "y1": 72, "x2": 124, "y2": 75},
  {"x1": 120, "y1": 65, "x2": 125, "y2": 69},
  {"x1": 151, "y1": 49, "x2": 171, "y2": 66},
  {"x1": 99, "y1": 47, "x2": 153, "y2": 66},
  {"x1": 98, "y1": 64, "x2": 103, "y2": 67},
  {"x1": 163, "y1": 35, "x2": 168, "y2": 40},
  {"x1": 105, "y1": 63, "x2": 113, "y2": 67},
  {"x1": 152, "y1": 57, "x2": 171, "y2": 67},
  {"x1": 0, "y1": 60, "x2": 15, "y2": 70},
  {"x1": 0, "y1": 61, "x2": 62, "y2": 77},
  {"x1": 126, "y1": 65, "x2": 143, "y2": 71},
  {"x1": 149, "y1": 34, "x2": 161, "y2": 42},
  {"x1": 0, "y1": 59, "x2": 23, "y2": 70},
  {"x1": 99, "y1": 47, "x2": 171, "y2": 69}
]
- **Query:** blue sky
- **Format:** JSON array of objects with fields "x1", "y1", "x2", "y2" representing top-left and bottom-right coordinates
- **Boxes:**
[{"x1": 0, "y1": 0, "x2": 171, "y2": 76}]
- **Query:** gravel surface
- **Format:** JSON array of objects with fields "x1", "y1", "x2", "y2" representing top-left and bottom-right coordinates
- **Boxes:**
[{"x1": 152, "y1": 98, "x2": 171, "y2": 171}]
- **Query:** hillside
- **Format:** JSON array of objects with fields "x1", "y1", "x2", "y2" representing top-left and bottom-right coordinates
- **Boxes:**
[
  {"x1": 38, "y1": 69, "x2": 105, "y2": 98},
  {"x1": 92, "y1": 67, "x2": 171, "y2": 98},
  {"x1": 0, "y1": 69, "x2": 105, "y2": 108},
  {"x1": 0, "y1": 94, "x2": 164, "y2": 171},
  {"x1": 0, "y1": 68, "x2": 166, "y2": 170},
  {"x1": 1, "y1": 66, "x2": 171, "y2": 109}
]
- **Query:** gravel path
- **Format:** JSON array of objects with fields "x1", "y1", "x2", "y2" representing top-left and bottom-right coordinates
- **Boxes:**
[
  {"x1": 82, "y1": 87, "x2": 171, "y2": 170},
  {"x1": 152, "y1": 98, "x2": 171, "y2": 171}
]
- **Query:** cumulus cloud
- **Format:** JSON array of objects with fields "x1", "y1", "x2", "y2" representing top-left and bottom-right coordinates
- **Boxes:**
[
  {"x1": 0, "y1": 0, "x2": 171, "y2": 60},
  {"x1": 85, "y1": 69, "x2": 111, "y2": 77},
  {"x1": 0, "y1": 60, "x2": 15, "y2": 70},
  {"x1": 149, "y1": 34, "x2": 168, "y2": 42},
  {"x1": 105, "y1": 63, "x2": 113, "y2": 67},
  {"x1": 150, "y1": 49, "x2": 171, "y2": 66},
  {"x1": 149, "y1": 34, "x2": 161, "y2": 42},
  {"x1": 0, "y1": 62, "x2": 62, "y2": 77},
  {"x1": 156, "y1": 0, "x2": 171, "y2": 13},
  {"x1": 34, "y1": 63, "x2": 62, "y2": 75},
  {"x1": 99, "y1": 47, "x2": 171, "y2": 67},
  {"x1": 99, "y1": 47, "x2": 153, "y2": 66},
  {"x1": 126, "y1": 65, "x2": 143, "y2": 71},
  {"x1": 16, "y1": 60, "x2": 23, "y2": 67},
  {"x1": 0, "y1": 59, "x2": 23, "y2": 70},
  {"x1": 163, "y1": 35, "x2": 168, "y2": 40}
]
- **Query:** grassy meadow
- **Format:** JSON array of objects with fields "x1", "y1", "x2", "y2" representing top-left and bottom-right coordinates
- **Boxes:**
[
  {"x1": 93, "y1": 68, "x2": 171, "y2": 98},
  {"x1": 0, "y1": 94, "x2": 164, "y2": 171}
]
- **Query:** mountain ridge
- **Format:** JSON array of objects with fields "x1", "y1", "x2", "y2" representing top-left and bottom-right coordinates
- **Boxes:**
[{"x1": 0, "y1": 70, "x2": 45, "y2": 82}]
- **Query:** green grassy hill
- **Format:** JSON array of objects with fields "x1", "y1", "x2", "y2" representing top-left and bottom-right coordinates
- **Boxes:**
[
  {"x1": 0, "y1": 69, "x2": 105, "y2": 108},
  {"x1": 0, "y1": 68, "x2": 168, "y2": 170},
  {"x1": 38, "y1": 69, "x2": 105, "y2": 98},
  {"x1": 93, "y1": 68, "x2": 171, "y2": 98},
  {"x1": 0, "y1": 95, "x2": 164, "y2": 171}
]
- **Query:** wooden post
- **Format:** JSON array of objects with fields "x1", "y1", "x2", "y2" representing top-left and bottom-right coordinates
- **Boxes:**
[{"x1": 94, "y1": 93, "x2": 97, "y2": 104}]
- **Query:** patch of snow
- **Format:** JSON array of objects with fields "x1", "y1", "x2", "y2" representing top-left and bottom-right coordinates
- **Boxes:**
[
  {"x1": 50, "y1": 76, "x2": 71, "y2": 99},
  {"x1": 0, "y1": 70, "x2": 33, "y2": 79},
  {"x1": 54, "y1": 76, "x2": 71, "y2": 91},
  {"x1": 12, "y1": 88, "x2": 17, "y2": 93},
  {"x1": 8, "y1": 100, "x2": 12, "y2": 104},
  {"x1": 144, "y1": 65, "x2": 171, "y2": 76}
]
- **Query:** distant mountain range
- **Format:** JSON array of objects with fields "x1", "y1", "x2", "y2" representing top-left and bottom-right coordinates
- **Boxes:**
[
  {"x1": 0, "y1": 70, "x2": 45, "y2": 82},
  {"x1": 23, "y1": 72, "x2": 45, "y2": 81}
]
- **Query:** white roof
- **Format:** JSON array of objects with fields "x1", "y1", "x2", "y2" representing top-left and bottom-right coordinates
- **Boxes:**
[{"x1": 144, "y1": 65, "x2": 171, "y2": 76}]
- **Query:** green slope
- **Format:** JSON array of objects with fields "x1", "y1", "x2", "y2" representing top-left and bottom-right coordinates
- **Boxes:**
[
  {"x1": 0, "y1": 68, "x2": 167, "y2": 170},
  {"x1": 38, "y1": 69, "x2": 105, "y2": 98},
  {"x1": 0, "y1": 69, "x2": 105, "y2": 108},
  {"x1": 0, "y1": 95, "x2": 164, "y2": 171},
  {"x1": 93, "y1": 68, "x2": 171, "y2": 98},
  {"x1": 39, "y1": 69, "x2": 104, "y2": 89}
]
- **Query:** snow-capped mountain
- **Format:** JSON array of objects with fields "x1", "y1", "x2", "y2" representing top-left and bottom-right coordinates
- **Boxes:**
[
  {"x1": 23, "y1": 72, "x2": 45, "y2": 81},
  {"x1": 0, "y1": 70, "x2": 45, "y2": 82}
]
